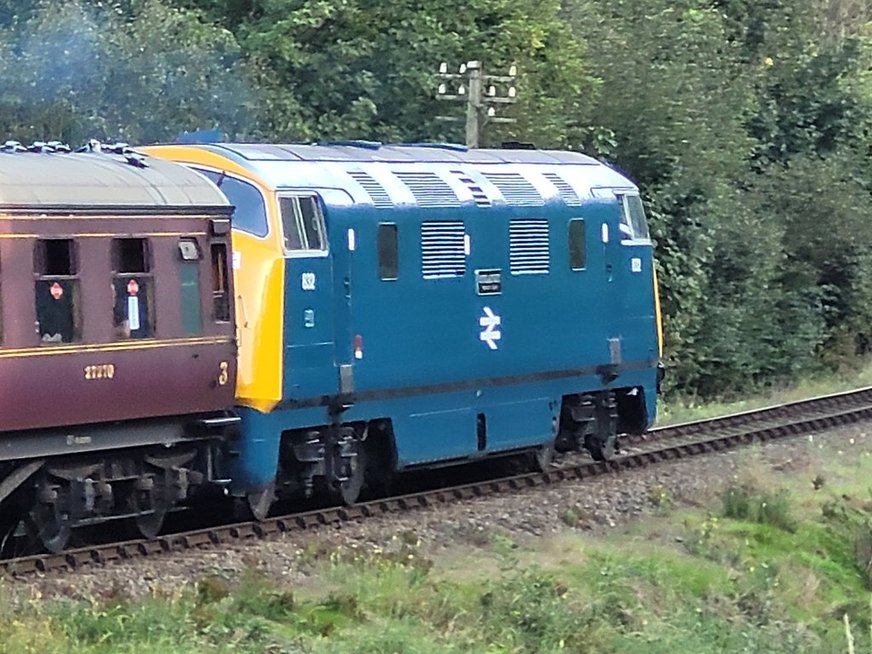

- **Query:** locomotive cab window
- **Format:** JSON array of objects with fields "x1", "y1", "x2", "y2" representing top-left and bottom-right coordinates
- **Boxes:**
[
  {"x1": 618, "y1": 194, "x2": 651, "y2": 242},
  {"x1": 279, "y1": 195, "x2": 327, "y2": 254},
  {"x1": 35, "y1": 239, "x2": 79, "y2": 343},
  {"x1": 111, "y1": 238, "x2": 153, "y2": 339},
  {"x1": 377, "y1": 223, "x2": 398, "y2": 280},
  {"x1": 191, "y1": 168, "x2": 269, "y2": 237},
  {"x1": 569, "y1": 219, "x2": 586, "y2": 270}
]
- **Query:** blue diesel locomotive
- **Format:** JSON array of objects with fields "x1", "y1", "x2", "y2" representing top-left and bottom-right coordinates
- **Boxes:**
[{"x1": 145, "y1": 142, "x2": 663, "y2": 516}]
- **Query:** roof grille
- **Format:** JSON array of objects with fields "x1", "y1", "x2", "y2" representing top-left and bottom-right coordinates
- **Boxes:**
[
  {"x1": 542, "y1": 172, "x2": 582, "y2": 206},
  {"x1": 510, "y1": 219, "x2": 550, "y2": 275},
  {"x1": 450, "y1": 169, "x2": 491, "y2": 207},
  {"x1": 395, "y1": 171, "x2": 459, "y2": 207},
  {"x1": 482, "y1": 172, "x2": 543, "y2": 206},
  {"x1": 421, "y1": 220, "x2": 466, "y2": 279},
  {"x1": 348, "y1": 170, "x2": 393, "y2": 207}
]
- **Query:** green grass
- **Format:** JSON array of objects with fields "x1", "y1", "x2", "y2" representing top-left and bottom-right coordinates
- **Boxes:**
[
  {"x1": 657, "y1": 358, "x2": 872, "y2": 425},
  {"x1": 5, "y1": 408, "x2": 872, "y2": 651}
]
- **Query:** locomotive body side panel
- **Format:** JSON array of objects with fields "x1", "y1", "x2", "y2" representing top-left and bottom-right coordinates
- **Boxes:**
[{"x1": 146, "y1": 143, "x2": 661, "y2": 494}]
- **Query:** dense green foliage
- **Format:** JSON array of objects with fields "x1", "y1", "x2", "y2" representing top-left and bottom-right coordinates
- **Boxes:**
[{"x1": 2, "y1": 0, "x2": 872, "y2": 399}]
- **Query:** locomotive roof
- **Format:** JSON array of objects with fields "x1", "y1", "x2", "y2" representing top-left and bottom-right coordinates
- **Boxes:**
[
  {"x1": 156, "y1": 142, "x2": 638, "y2": 208},
  {"x1": 193, "y1": 142, "x2": 603, "y2": 165},
  {"x1": 0, "y1": 151, "x2": 228, "y2": 209}
]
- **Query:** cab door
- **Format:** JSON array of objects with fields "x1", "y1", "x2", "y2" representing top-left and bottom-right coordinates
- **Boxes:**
[
  {"x1": 598, "y1": 191, "x2": 626, "y2": 368},
  {"x1": 279, "y1": 194, "x2": 340, "y2": 400}
]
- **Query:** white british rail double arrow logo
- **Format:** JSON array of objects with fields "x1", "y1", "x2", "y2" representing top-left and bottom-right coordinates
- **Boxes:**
[{"x1": 479, "y1": 306, "x2": 501, "y2": 351}]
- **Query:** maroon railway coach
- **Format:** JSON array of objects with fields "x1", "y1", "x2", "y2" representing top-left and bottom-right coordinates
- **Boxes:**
[{"x1": 0, "y1": 145, "x2": 238, "y2": 552}]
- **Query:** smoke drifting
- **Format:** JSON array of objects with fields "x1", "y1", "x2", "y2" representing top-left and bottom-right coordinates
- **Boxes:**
[{"x1": 0, "y1": 0, "x2": 258, "y2": 145}]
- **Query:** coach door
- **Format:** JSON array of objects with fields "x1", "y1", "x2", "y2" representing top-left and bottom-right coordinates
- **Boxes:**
[{"x1": 279, "y1": 193, "x2": 340, "y2": 400}]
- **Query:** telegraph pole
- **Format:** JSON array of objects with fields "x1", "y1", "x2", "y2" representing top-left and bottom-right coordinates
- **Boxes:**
[{"x1": 436, "y1": 61, "x2": 518, "y2": 148}]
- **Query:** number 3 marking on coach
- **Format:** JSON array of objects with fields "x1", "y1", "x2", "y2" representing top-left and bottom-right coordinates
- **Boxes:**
[
  {"x1": 301, "y1": 272, "x2": 316, "y2": 291},
  {"x1": 218, "y1": 361, "x2": 229, "y2": 386}
]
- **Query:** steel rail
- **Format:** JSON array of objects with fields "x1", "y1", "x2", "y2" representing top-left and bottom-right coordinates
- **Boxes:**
[{"x1": 5, "y1": 387, "x2": 872, "y2": 577}]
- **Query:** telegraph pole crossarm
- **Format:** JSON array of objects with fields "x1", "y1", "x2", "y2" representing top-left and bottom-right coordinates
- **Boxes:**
[{"x1": 434, "y1": 60, "x2": 518, "y2": 148}]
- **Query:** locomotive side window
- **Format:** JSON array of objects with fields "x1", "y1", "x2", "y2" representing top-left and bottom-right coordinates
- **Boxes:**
[
  {"x1": 279, "y1": 196, "x2": 327, "y2": 253},
  {"x1": 569, "y1": 219, "x2": 586, "y2": 270},
  {"x1": 111, "y1": 238, "x2": 153, "y2": 339},
  {"x1": 34, "y1": 239, "x2": 79, "y2": 343},
  {"x1": 211, "y1": 243, "x2": 231, "y2": 321},
  {"x1": 377, "y1": 223, "x2": 398, "y2": 281}
]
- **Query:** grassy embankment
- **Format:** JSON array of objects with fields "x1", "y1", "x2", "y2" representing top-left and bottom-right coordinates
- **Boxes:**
[{"x1": 4, "y1": 371, "x2": 872, "y2": 652}]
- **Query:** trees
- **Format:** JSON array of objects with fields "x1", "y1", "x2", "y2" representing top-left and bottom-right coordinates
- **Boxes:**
[
  {"x1": 3, "y1": 0, "x2": 872, "y2": 399},
  {"x1": 0, "y1": 0, "x2": 257, "y2": 144}
]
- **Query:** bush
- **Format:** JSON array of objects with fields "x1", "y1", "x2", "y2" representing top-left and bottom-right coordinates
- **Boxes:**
[{"x1": 722, "y1": 483, "x2": 797, "y2": 532}]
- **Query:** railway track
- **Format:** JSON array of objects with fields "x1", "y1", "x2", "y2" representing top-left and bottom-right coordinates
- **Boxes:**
[{"x1": 6, "y1": 385, "x2": 872, "y2": 577}]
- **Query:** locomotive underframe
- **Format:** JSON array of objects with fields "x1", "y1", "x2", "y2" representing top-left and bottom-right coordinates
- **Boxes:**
[{"x1": 266, "y1": 386, "x2": 648, "y2": 510}]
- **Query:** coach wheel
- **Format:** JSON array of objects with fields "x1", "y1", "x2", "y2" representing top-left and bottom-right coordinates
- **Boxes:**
[
  {"x1": 247, "y1": 482, "x2": 275, "y2": 521},
  {"x1": 28, "y1": 497, "x2": 71, "y2": 554},
  {"x1": 134, "y1": 496, "x2": 169, "y2": 540},
  {"x1": 338, "y1": 441, "x2": 367, "y2": 506},
  {"x1": 132, "y1": 474, "x2": 172, "y2": 539},
  {"x1": 531, "y1": 441, "x2": 555, "y2": 472}
]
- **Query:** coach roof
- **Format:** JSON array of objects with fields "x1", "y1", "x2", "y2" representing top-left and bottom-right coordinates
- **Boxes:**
[{"x1": 0, "y1": 152, "x2": 228, "y2": 208}]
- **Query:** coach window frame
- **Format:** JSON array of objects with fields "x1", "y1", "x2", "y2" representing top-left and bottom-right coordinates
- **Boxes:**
[
  {"x1": 277, "y1": 193, "x2": 329, "y2": 257},
  {"x1": 110, "y1": 237, "x2": 155, "y2": 340},
  {"x1": 34, "y1": 238, "x2": 81, "y2": 344}
]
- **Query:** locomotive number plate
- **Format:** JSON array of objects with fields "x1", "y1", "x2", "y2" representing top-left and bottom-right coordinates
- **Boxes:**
[
  {"x1": 476, "y1": 269, "x2": 502, "y2": 296},
  {"x1": 84, "y1": 364, "x2": 116, "y2": 380}
]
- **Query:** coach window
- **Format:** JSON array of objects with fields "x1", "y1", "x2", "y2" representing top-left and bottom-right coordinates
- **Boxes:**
[
  {"x1": 279, "y1": 196, "x2": 327, "y2": 254},
  {"x1": 377, "y1": 223, "x2": 398, "y2": 280},
  {"x1": 569, "y1": 219, "x2": 586, "y2": 270},
  {"x1": 111, "y1": 238, "x2": 153, "y2": 339},
  {"x1": 211, "y1": 243, "x2": 231, "y2": 322},
  {"x1": 34, "y1": 239, "x2": 79, "y2": 343},
  {"x1": 177, "y1": 239, "x2": 203, "y2": 335}
]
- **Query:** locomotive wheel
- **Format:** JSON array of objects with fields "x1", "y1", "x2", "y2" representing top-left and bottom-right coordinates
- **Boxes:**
[
  {"x1": 27, "y1": 502, "x2": 71, "y2": 554},
  {"x1": 531, "y1": 441, "x2": 555, "y2": 472},
  {"x1": 247, "y1": 482, "x2": 275, "y2": 521},
  {"x1": 585, "y1": 433, "x2": 616, "y2": 462},
  {"x1": 338, "y1": 442, "x2": 367, "y2": 506}
]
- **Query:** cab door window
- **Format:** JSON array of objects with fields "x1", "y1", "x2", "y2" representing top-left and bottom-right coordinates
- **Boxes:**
[
  {"x1": 279, "y1": 196, "x2": 327, "y2": 253},
  {"x1": 112, "y1": 238, "x2": 153, "y2": 339},
  {"x1": 34, "y1": 239, "x2": 79, "y2": 343}
]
